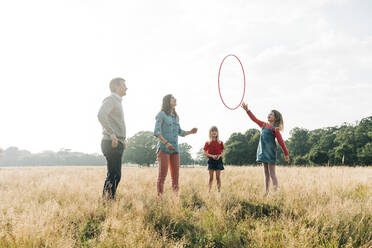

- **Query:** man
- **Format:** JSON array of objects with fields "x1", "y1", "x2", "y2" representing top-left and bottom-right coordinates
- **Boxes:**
[{"x1": 98, "y1": 77, "x2": 127, "y2": 200}]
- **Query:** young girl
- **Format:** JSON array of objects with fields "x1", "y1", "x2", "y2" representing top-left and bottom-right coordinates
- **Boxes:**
[
  {"x1": 203, "y1": 126, "x2": 224, "y2": 192},
  {"x1": 241, "y1": 102, "x2": 290, "y2": 195}
]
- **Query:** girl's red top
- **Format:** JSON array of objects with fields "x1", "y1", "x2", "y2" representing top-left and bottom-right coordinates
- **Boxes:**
[{"x1": 203, "y1": 140, "x2": 224, "y2": 157}]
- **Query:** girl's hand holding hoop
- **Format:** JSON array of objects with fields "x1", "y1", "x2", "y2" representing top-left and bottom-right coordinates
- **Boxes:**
[{"x1": 241, "y1": 102, "x2": 249, "y2": 112}]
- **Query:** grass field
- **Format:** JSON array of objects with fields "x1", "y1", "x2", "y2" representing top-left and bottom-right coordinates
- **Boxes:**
[{"x1": 0, "y1": 166, "x2": 371, "y2": 248}]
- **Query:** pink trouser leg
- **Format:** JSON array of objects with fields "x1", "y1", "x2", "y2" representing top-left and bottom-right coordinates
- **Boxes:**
[
  {"x1": 169, "y1": 152, "x2": 180, "y2": 192},
  {"x1": 157, "y1": 150, "x2": 169, "y2": 195}
]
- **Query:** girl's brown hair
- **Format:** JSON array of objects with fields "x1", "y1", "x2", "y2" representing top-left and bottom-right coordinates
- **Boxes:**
[
  {"x1": 209, "y1": 126, "x2": 220, "y2": 142},
  {"x1": 271, "y1": 110, "x2": 284, "y2": 131},
  {"x1": 161, "y1": 94, "x2": 178, "y2": 120}
]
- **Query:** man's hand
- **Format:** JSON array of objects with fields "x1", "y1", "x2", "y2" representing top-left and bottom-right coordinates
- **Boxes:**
[
  {"x1": 111, "y1": 133, "x2": 118, "y2": 148},
  {"x1": 190, "y1": 128, "x2": 198, "y2": 134}
]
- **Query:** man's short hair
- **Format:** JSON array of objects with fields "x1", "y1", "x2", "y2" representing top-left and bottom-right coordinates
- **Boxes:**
[{"x1": 110, "y1": 77, "x2": 125, "y2": 92}]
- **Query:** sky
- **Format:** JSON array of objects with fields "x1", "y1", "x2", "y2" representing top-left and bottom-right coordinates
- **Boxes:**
[{"x1": 0, "y1": 0, "x2": 371, "y2": 157}]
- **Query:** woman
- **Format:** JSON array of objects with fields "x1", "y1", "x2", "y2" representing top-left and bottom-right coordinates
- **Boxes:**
[{"x1": 154, "y1": 94, "x2": 197, "y2": 195}]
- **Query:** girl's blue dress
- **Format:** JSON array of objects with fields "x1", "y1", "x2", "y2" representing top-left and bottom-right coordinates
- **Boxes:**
[{"x1": 257, "y1": 125, "x2": 277, "y2": 164}]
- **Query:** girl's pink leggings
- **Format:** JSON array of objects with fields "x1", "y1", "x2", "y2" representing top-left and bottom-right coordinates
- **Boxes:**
[{"x1": 157, "y1": 150, "x2": 180, "y2": 195}]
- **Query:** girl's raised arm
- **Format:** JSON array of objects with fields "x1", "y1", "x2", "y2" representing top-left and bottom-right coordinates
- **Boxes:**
[{"x1": 241, "y1": 102, "x2": 265, "y2": 128}]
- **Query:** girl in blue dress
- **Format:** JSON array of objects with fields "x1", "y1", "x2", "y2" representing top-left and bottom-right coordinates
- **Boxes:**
[{"x1": 241, "y1": 102, "x2": 290, "y2": 195}]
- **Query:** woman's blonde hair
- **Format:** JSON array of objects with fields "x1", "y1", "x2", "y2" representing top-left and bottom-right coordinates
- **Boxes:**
[
  {"x1": 271, "y1": 110, "x2": 284, "y2": 131},
  {"x1": 209, "y1": 126, "x2": 220, "y2": 142}
]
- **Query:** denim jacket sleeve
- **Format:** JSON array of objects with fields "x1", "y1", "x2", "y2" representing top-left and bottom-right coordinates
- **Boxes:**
[
  {"x1": 154, "y1": 111, "x2": 165, "y2": 137},
  {"x1": 178, "y1": 123, "x2": 185, "y2": 137}
]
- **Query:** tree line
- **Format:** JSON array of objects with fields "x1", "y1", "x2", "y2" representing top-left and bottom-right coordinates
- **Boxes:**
[
  {"x1": 1, "y1": 116, "x2": 371, "y2": 166},
  {"x1": 122, "y1": 116, "x2": 372, "y2": 166},
  {"x1": 220, "y1": 116, "x2": 372, "y2": 166},
  {"x1": 285, "y1": 116, "x2": 372, "y2": 166},
  {"x1": 0, "y1": 148, "x2": 106, "y2": 166}
]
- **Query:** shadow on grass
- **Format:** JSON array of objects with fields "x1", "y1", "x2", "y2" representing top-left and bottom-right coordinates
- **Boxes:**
[
  {"x1": 181, "y1": 191, "x2": 205, "y2": 211},
  {"x1": 144, "y1": 199, "x2": 252, "y2": 248},
  {"x1": 145, "y1": 208, "x2": 204, "y2": 244},
  {"x1": 69, "y1": 208, "x2": 107, "y2": 246},
  {"x1": 225, "y1": 200, "x2": 282, "y2": 221}
]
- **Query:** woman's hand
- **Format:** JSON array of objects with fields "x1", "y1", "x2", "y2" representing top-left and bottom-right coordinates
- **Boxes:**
[
  {"x1": 183, "y1": 128, "x2": 198, "y2": 137},
  {"x1": 284, "y1": 155, "x2": 290, "y2": 164},
  {"x1": 190, "y1": 128, "x2": 198, "y2": 134},
  {"x1": 166, "y1": 143, "x2": 175, "y2": 151},
  {"x1": 241, "y1": 102, "x2": 249, "y2": 112}
]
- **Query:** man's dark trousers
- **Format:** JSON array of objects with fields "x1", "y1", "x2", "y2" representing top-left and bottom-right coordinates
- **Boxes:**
[{"x1": 101, "y1": 140, "x2": 124, "y2": 199}]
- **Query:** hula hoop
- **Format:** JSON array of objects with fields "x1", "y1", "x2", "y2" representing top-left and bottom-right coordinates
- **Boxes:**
[{"x1": 218, "y1": 54, "x2": 246, "y2": 110}]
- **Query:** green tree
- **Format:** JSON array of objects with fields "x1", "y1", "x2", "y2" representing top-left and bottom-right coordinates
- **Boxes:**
[
  {"x1": 179, "y1": 143, "x2": 194, "y2": 166},
  {"x1": 223, "y1": 129, "x2": 260, "y2": 165},
  {"x1": 309, "y1": 147, "x2": 328, "y2": 165},
  {"x1": 334, "y1": 143, "x2": 353, "y2": 165},
  {"x1": 196, "y1": 148, "x2": 208, "y2": 166},
  {"x1": 355, "y1": 117, "x2": 372, "y2": 164},
  {"x1": 293, "y1": 155, "x2": 309, "y2": 165},
  {"x1": 355, "y1": 117, "x2": 372, "y2": 148},
  {"x1": 287, "y1": 127, "x2": 311, "y2": 157},
  {"x1": 334, "y1": 124, "x2": 357, "y2": 165},
  {"x1": 224, "y1": 133, "x2": 247, "y2": 165},
  {"x1": 123, "y1": 131, "x2": 157, "y2": 166},
  {"x1": 357, "y1": 142, "x2": 372, "y2": 165},
  {"x1": 308, "y1": 128, "x2": 324, "y2": 148},
  {"x1": 318, "y1": 129, "x2": 337, "y2": 164}
]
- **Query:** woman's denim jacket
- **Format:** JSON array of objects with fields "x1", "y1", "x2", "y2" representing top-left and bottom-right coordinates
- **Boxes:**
[{"x1": 154, "y1": 111, "x2": 185, "y2": 154}]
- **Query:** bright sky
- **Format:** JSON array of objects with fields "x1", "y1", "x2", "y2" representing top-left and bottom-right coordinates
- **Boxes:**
[{"x1": 1, "y1": 0, "x2": 371, "y2": 157}]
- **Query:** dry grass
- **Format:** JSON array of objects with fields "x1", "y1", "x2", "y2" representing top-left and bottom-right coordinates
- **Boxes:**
[{"x1": 0, "y1": 166, "x2": 371, "y2": 248}]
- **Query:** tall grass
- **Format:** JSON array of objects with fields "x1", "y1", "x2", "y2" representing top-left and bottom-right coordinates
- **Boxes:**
[{"x1": 0, "y1": 166, "x2": 371, "y2": 247}]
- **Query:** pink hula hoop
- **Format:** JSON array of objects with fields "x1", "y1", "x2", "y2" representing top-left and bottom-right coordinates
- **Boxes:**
[{"x1": 218, "y1": 54, "x2": 246, "y2": 110}]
